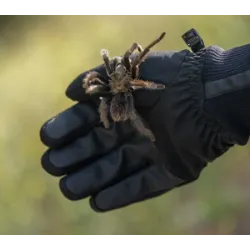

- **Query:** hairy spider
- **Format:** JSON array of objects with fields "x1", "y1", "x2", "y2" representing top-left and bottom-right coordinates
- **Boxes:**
[{"x1": 82, "y1": 32, "x2": 166, "y2": 141}]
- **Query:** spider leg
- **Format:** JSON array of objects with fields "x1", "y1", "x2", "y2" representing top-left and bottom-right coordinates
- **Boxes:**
[
  {"x1": 131, "y1": 63, "x2": 140, "y2": 79},
  {"x1": 131, "y1": 49, "x2": 147, "y2": 79},
  {"x1": 126, "y1": 93, "x2": 155, "y2": 141},
  {"x1": 99, "y1": 98, "x2": 110, "y2": 128},
  {"x1": 85, "y1": 85, "x2": 111, "y2": 97},
  {"x1": 131, "y1": 32, "x2": 166, "y2": 79},
  {"x1": 83, "y1": 72, "x2": 111, "y2": 96},
  {"x1": 139, "y1": 32, "x2": 166, "y2": 61},
  {"x1": 110, "y1": 93, "x2": 128, "y2": 122},
  {"x1": 91, "y1": 78, "x2": 108, "y2": 87},
  {"x1": 130, "y1": 80, "x2": 165, "y2": 91},
  {"x1": 83, "y1": 71, "x2": 100, "y2": 88},
  {"x1": 100, "y1": 49, "x2": 113, "y2": 76},
  {"x1": 122, "y1": 43, "x2": 143, "y2": 72}
]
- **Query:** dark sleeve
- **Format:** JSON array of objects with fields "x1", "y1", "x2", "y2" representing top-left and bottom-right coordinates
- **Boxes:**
[{"x1": 202, "y1": 44, "x2": 250, "y2": 142}]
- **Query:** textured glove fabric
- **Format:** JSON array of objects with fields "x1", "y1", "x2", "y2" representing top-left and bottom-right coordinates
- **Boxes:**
[
  {"x1": 40, "y1": 46, "x2": 249, "y2": 212},
  {"x1": 203, "y1": 44, "x2": 250, "y2": 144}
]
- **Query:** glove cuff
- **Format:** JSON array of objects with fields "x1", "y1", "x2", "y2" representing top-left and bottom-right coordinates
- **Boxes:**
[{"x1": 202, "y1": 44, "x2": 250, "y2": 82}]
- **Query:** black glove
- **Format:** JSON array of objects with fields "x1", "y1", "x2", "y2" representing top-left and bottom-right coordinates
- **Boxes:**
[{"x1": 40, "y1": 49, "x2": 240, "y2": 212}]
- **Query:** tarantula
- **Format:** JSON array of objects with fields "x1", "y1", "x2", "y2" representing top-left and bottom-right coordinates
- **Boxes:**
[{"x1": 82, "y1": 32, "x2": 166, "y2": 141}]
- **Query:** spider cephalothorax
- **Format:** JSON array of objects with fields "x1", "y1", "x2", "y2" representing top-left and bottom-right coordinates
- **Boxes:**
[{"x1": 82, "y1": 32, "x2": 166, "y2": 141}]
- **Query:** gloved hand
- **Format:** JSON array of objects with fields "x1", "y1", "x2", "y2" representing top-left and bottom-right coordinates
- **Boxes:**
[{"x1": 40, "y1": 49, "x2": 238, "y2": 212}]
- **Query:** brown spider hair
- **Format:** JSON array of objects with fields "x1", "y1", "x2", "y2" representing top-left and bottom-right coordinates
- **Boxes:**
[{"x1": 83, "y1": 32, "x2": 166, "y2": 141}]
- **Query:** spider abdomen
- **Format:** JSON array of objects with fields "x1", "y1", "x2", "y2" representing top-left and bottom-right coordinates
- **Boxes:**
[{"x1": 110, "y1": 93, "x2": 129, "y2": 122}]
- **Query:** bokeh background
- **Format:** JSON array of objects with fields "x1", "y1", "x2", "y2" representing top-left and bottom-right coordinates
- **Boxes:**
[{"x1": 1, "y1": 15, "x2": 250, "y2": 235}]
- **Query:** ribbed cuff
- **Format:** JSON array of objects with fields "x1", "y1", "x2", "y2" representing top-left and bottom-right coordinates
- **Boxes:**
[{"x1": 202, "y1": 44, "x2": 250, "y2": 82}]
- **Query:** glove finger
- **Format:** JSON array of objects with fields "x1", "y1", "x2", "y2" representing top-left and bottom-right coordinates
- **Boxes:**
[
  {"x1": 41, "y1": 120, "x2": 137, "y2": 176},
  {"x1": 58, "y1": 136, "x2": 155, "y2": 200},
  {"x1": 90, "y1": 164, "x2": 185, "y2": 212},
  {"x1": 40, "y1": 102, "x2": 100, "y2": 148}
]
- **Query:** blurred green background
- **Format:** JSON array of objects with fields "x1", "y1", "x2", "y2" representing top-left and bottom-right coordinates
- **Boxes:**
[{"x1": 0, "y1": 15, "x2": 250, "y2": 235}]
